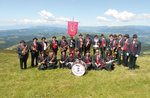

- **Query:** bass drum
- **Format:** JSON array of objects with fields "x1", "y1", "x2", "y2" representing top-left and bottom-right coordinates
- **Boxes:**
[{"x1": 71, "y1": 60, "x2": 87, "y2": 76}]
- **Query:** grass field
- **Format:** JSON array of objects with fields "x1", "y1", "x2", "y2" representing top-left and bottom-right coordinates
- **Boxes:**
[{"x1": 0, "y1": 49, "x2": 150, "y2": 98}]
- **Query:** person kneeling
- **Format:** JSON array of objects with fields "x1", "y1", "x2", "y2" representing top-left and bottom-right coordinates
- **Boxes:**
[
  {"x1": 59, "y1": 51, "x2": 68, "y2": 68},
  {"x1": 93, "y1": 50, "x2": 104, "y2": 70},
  {"x1": 104, "y1": 50, "x2": 115, "y2": 71},
  {"x1": 38, "y1": 51, "x2": 47, "y2": 70},
  {"x1": 82, "y1": 51, "x2": 92, "y2": 70},
  {"x1": 47, "y1": 50, "x2": 57, "y2": 69},
  {"x1": 66, "y1": 52, "x2": 74, "y2": 69}
]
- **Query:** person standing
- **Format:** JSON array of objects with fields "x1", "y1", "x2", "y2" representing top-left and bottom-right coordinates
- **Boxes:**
[
  {"x1": 68, "y1": 37, "x2": 76, "y2": 56},
  {"x1": 107, "y1": 34, "x2": 114, "y2": 51},
  {"x1": 99, "y1": 34, "x2": 107, "y2": 58},
  {"x1": 76, "y1": 34, "x2": 84, "y2": 55},
  {"x1": 122, "y1": 34, "x2": 131, "y2": 67},
  {"x1": 84, "y1": 34, "x2": 92, "y2": 56},
  {"x1": 30, "y1": 37, "x2": 40, "y2": 67},
  {"x1": 129, "y1": 34, "x2": 141, "y2": 70},
  {"x1": 112, "y1": 34, "x2": 118, "y2": 59},
  {"x1": 40, "y1": 37, "x2": 47, "y2": 53},
  {"x1": 50, "y1": 36, "x2": 58, "y2": 56},
  {"x1": 16, "y1": 40, "x2": 29, "y2": 69},
  {"x1": 59, "y1": 36, "x2": 68, "y2": 54},
  {"x1": 93, "y1": 35, "x2": 100, "y2": 55}
]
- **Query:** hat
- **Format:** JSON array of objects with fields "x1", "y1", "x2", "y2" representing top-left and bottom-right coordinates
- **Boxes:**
[
  {"x1": 79, "y1": 34, "x2": 83, "y2": 36},
  {"x1": 86, "y1": 34, "x2": 90, "y2": 37},
  {"x1": 101, "y1": 34, "x2": 104, "y2": 37},
  {"x1": 20, "y1": 40, "x2": 25, "y2": 43},
  {"x1": 62, "y1": 36, "x2": 66, "y2": 39},
  {"x1": 52, "y1": 36, "x2": 56, "y2": 38},
  {"x1": 118, "y1": 34, "x2": 122, "y2": 37},
  {"x1": 41, "y1": 37, "x2": 46, "y2": 40},
  {"x1": 124, "y1": 34, "x2": 129, "y2": 38},
  {"x1": 109, "y1": 34, "x2": 113, "y2": 37},
  {"x1": 94, "y1": 35, "x2": 98, "y2": 37},
  {"x1": 114, "y1": 34, "x2": 117, "y2": 38},
  {"x1": 133, "y1": 34, "x2": 137, "y2": 38},
  {"x1": 33, "y1": 37, "x2": 38, "y2": 40}
]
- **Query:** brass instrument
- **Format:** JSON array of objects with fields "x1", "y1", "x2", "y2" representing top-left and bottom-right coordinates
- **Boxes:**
[
  {"x1": 45, "y1": 42, "x2": 51, "y2": 53},
  {"x1": 31, "y1": 45, "x2": 38, "y2": 52},
  {"x1": 38, "y1": 58, "x2": 47, "y2": 67},
  {"x1": 49, "y1": 55, "x2": 56, "y2": 64},
  {"x1": 22, "y1": 45, "x2": 28, "y2": 54},
  {"x1": 112, "y1": 49, "x2": 117, "y2": 58},
  {"x1": 60, "y1": 45, "x2": 68, "y2": 52}
]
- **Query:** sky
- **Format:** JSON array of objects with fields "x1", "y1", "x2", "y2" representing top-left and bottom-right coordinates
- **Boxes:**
[{"x1": 0, "y1": 0, "x2": 150, "y2": 27}]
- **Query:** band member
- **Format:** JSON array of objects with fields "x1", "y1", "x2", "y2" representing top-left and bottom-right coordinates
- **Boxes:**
[
  {"x1": 37, "y1": 51, "x2": 47, "y2": 70},
  {"x1": 40, "y1": 37, "x2": 47, "y2": 53},
  {"x1": 117, "y1": 34, "x2": 124, "y2": 65},
  {"x1": 76, "y1": 34, "x2": 84, "y2": 55},
  {"x1": 129, "y1": 34, "x2": 141, "y2": 70},
  {"x1": 107, "y1": 34, "x2": 113, "y2": 51},
  {"x1": 84, "y1": 34, "x2": 92, "y2": 56},
  {"x1": 112, "y1": 34, "x2": 118, "y2": 59},
  {"x1": 47, "y1": 50, "x2": 57, "y2": 69},
  {"x1": 122, "y1": 34, "x2": 131, "y2": 67},
  {"x1": 16, "y1": 40, "x2": 29, "y2": 69},
  {"x1": 104, "y1": 50, "x2": 115, "y2": 71},
  {"x1": 59, "y1": 36, "x2": 68, "y2": 53},
  {"x1": 68, "y1": 37, "x2": 76, "y2": 56},
  {"x1": 99, "y1": 34, "x2": 107, "y2": 58},
  {"x1": 30, "y1": 37, "x2": 39, "y2": 67},
  {"x1": 93, "y1": 35, "x2": 100, "y2": 54},
  {"x1": 93, "y1": 50, "x2": 104, "y2": 70},
  {"x1": 59, "y1": 51, "x2": 68, "y2": 68},
  {"x1": 50, "y1": 36, "x2": 58, "y2": 56},
  {"x1": 82, "y1": 51, "x2": 92, "y2": 70},
  {"x1": 74, "y1": 49, "x2": 83, "y2": 60},
  {"x1": 66, "y1": 52, "x2": 74, "y2": 69}
]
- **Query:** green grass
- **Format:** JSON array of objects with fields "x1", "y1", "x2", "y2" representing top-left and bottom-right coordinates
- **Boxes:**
[{"x1": 0, "y1": 49, "x2": 150, "y2": 98}]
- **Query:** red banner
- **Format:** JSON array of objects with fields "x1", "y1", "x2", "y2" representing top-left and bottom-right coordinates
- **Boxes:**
[{"x1": 68, "y1": 21, "x2": 78, "y2": 37}]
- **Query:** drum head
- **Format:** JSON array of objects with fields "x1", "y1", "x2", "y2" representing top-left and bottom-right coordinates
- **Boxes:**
[{"x1": 72, "y1": 63, "x2": 85, "y2": 76}]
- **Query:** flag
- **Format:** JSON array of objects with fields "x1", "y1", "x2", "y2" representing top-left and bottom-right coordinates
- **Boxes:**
[{"x1": 68, "y1": 21, "x2": 78, "y2": 37}]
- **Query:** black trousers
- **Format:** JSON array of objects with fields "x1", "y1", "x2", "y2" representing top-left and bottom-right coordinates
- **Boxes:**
[
  {"x1": 104, "y1": 63, "x2": 114, "y2": 71},
  {"x1": 59, "y1": 62, "x2": 67, "y2": 68},
  {"x1": 117, "y1": 49, "x2": 122, "y2": 65},
  {"x1": 129, "y1": 54, "x2": 137, "y2": 69},
  {"x1": 79, "y1": 47, "x2": 83, "y2": 55},
  {"x1": 52, "y1": 49, "x2": 58, "y2": 56},
  {"x1": 31, "y1": 52, "x2": 39, "y2": 67},
  {"x1": 84, "y1": 46, "x2": 90, "y2": 56},
  {"x1": 93, "y1": 64, "x2": 102, "y2": 70},
  {"x1": 100, "y1": 47, "x2": 106, "y2": 58},
  {"x1": 19, "y1": 56, "x2": 28, "y2": 69},
  {"x1": 47, "y1": 63, "x2": 57, "y2": 69},
  {"x1": 123, "y1": 51, "x2": 129, "y2": 67}
]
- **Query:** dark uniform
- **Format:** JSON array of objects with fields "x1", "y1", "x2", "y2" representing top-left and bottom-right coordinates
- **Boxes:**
[
  {"x1": 129, "y1": 34, "x2": 141, "y2": 70},
  {"x1": 107, "y1": 34, "x2": 113, "y2": 51},
  {"x1": 47, "y1": 54, "x2": 57, "y2": 69},
  {"x1": 30, "y1": 38, "x2": 40, "y2": 67},
  {"x1": 99, "y1": 34, "x2": 107, "y2": 58},
  {"x1": 74, "y1": 52, "x2": 82, "y2": 61},
  {"x1": 93, "y1": 35, "x2": 100, "y2": 54},
  {"x1": 122, "y1": 34, "x2": 131, "y2": 67},
  {"x1": 68, "y1": 37, "x2": 76, "y2": 56},
  {"x1": 104, "y1": 55, "x2": 115, "y2": 71},
  {"x1": 59, "y1": 54, "x2": 68, "y2": 68},
  {"x1": 50, "y1": 38, "x2": 58, "y2": 56},
  {"x1": 84, "y1": 34, "x2": 92, "y2": 55},
  {"x1": 66, "y1": 55, "x2": 74, "y2": 69},
  {"x1": 82, "y1": 55, "x2": 92, "y2": 70},
  {"x1": 38, "y1": 55, "x2": 47, "y2": 70},
  {"x1": 117, "y1": 35, "x2": 124, "y2": 65},
  {"x1": 76, "y1": 34, "x2": 84, "y2": 55},
  {"x1": 112, "y1": 35, "x2": 118, "y2": 59},
  {"x1": 59, "y1": 36, "x2": 68, "y2": 53},
  {"x1": 93, "y1": 55, "x2": 104, "y2": 70},
  {"x1": 16, "y1": 40, "x2": 29, "y2": 69}
]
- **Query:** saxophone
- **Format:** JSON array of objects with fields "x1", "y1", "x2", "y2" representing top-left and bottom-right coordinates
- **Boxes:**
[
  {"x1": 49, "y1": 55, "x2": 56, "y2": 64},
  {"x1": 22, "y1": 45, "x2": 28, "y2": 54},
  {"x1": 38, "y1": 58, "x2": 47, "y2": 67},
  {"x1": 45, "y1": 42, "x2": 51, "y2": 52}
]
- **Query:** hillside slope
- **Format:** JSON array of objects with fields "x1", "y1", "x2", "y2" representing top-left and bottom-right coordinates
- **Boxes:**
[{"x1": 0, "y1": 50, "x2": 150, "y2": 98}]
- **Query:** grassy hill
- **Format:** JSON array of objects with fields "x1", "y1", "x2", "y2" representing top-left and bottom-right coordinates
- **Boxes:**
[{"x1": 0, "y1": 49, "x2": 150, "y2": 98}]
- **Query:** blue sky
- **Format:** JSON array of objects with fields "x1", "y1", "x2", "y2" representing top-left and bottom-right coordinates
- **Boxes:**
[{"x1": 0, "y1": 0, "x2": 150, "y2": 26}]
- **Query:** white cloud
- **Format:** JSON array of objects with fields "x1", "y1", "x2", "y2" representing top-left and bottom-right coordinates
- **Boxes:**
[
  {"x1": 96, "y1": 16, "x2": 111, "y2": 22},
  {"x1": 14, "y1": 10, "x2": 70, "y2": 25}
]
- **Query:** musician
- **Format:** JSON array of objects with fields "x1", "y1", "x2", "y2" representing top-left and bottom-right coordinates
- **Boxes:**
[
  {"x1": 66, "y1": 52, "x2": 74, "y2": 69},
  {"x1": 37, "y1": 51, "x2": 47, "y2": 70},
  {"x1": 50, "y1": 36, "x2": 58, "y2": 56},
  {"x1": 30, "y1": 37, "x2": 40, "y2": 67},
  {"x1": 68, "y1": 37, "x2": 76, "y2": 56},
  {"x1": 99, "y1": 34, "x2": 107, "y2": 58},
  {"x1": 59, "y1": 51, "x2": 68, "y2": 68},
  {"x1": 117, "y1": 34, "x2": 124, "y2": 65},
  {"x1": 74, "y1": 49, "x2": 82, "y2": 60},
  {"x1": 84, "y1": 34, "x2": 92, "y2": 56},
  {"x1": 122, "y1": 34, "x2": 131, "y2": 67},
  {"x1": 16, "y1": 40, "x2": 29, "y2": 69},
  {"x1": 47, "y1": 50, "x2": 57, "y2": 69},
  {"x1": 93, "y1": 50, "x2": 104, "y2": 70},
  {"x1": 40, "y1": 37, "x2": 47, "y2": 53},
  {"x1": 82, "y1": 51, "x2": 92, "y2": 70},
  {"x1": 59, "y1": 36, "x2": 68, "y2": 54},
  {"x1": 76, "y1": 34, "x2": 84, "y2": 55},
  {"x1": 107, "y1": 34, "x2": 113, "y2": 51},
  {"x1": 112, "y1": 34, "x2": 118, "y2": 59},
  {"x1": 93, "y1": 35, "x2": 100, "y2": 54},
  {"x1": 129, "y1": 34, "x2": 141, "y2": 70},
  {"x1": 104, "y1": 50, "x2": 115, "y2": 71}
]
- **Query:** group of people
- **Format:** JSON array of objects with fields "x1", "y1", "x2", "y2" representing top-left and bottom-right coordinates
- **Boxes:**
[{"x1": 16, "y1": 33, "x2": 141, "y2": 71}]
